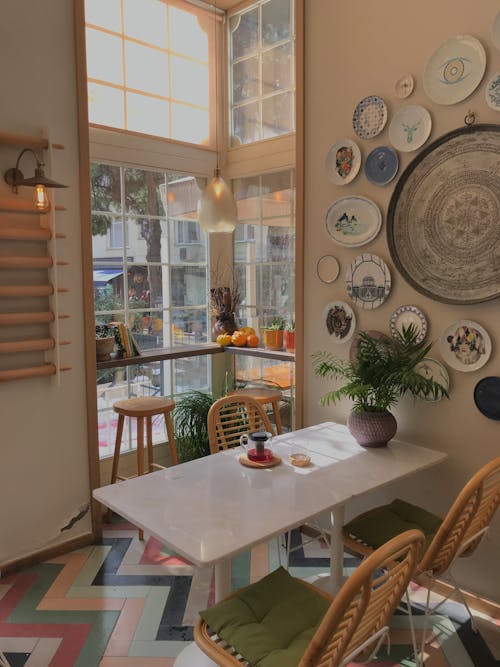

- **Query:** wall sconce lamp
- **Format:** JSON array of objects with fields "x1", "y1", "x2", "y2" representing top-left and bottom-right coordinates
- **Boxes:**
[{"x1": 4, "y1": 148, "x2": 67, "y2": 210}]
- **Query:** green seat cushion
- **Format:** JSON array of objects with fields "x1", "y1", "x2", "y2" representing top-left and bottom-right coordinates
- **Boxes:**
[
  {"x1": 344, "y1": 498, "x2": 442, "y2": 551},
  {"x1": 199, "y1": 566, "x2": 329, "y2": 667}
]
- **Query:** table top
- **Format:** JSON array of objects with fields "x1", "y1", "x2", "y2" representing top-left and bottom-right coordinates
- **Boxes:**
[{"x1": 93, "y1": 422, "x2": 446, "y2": 567}]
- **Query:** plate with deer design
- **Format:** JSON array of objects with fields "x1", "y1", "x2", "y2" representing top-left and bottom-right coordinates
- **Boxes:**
[{"x1": 389, "y1": 106, "x2": 432, "y2": 152}]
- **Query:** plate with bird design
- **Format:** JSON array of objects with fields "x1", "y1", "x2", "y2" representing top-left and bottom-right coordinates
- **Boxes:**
[{"x1": 389, "y1": 106, "x2": 432, "y2": 152}]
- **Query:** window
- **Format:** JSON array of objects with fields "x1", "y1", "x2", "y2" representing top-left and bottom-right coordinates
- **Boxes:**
[
  {"x1": 92, "y1": 162, "x2": 210, "y2": 457},
  {"x1": 229, "y1": 0, "x2": 295, "y2": 146},
  {"x1": 85, "y1": 0, "x2": 214, "y2": 145}
]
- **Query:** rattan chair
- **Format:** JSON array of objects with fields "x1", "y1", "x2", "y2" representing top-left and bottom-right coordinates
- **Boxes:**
[
  {"x1": 342, "y1": 456, "x2": 500, "y2": 664},
  {"x1": 194, "y1": 529, "x2": 425, "y2": 667},
  {"x1": 207, "y1": 394, "x2": 275, "y2": 454}
]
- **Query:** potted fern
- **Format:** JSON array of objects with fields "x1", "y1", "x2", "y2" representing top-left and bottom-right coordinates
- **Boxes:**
[{"x1": 312, "y1": 326, "x2": 449, "y2": 447}]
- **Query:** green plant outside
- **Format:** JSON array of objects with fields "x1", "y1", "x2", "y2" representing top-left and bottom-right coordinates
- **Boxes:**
[{"x1": 312, "y1": 325, "x2": 449, "y2": 413}]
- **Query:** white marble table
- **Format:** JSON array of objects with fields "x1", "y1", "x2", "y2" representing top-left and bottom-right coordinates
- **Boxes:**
[{"x1": 93, "y1": 422, "x2": 447, "y2": 603}]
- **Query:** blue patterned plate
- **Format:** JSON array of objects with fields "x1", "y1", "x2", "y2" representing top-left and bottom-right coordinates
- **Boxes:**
[
  {"x1": 364, "y1": 146, "x2": 399, "y2": 186},
  {"x1": 352, "y1": 95, "x2": 388, "y2": 139},
  {"x1": 485, "y1": 73, "x2": 500, "y2": 111}
]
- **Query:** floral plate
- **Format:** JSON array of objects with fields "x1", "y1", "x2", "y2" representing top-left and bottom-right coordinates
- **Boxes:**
[
  {"x1": 325, "y1": 139, "x2": 361, "y2": 185},
  {"x1": 323, "y1": 301, "x2": 356, "y2": 343}
]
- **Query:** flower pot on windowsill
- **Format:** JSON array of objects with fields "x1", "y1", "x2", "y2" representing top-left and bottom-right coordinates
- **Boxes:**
[
  {"x1": 96, "y1": 336, "x2": 116, "y2": 361},
  {"x1": 263, "y1": 329, "x2": 284, "y2": 351},
  {"x1": 284, "y1": 330, "x2": 295, "y2": 352}
]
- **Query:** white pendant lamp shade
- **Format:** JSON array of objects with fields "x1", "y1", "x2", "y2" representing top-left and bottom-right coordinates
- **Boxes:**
[{"x1": 197, "y1": 170, "x2": 237, "y2": 233}]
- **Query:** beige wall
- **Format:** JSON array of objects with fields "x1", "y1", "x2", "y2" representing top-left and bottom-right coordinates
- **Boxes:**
[
  {"x1": 0, "y1": 1, "x2": 92, "y2": 565},
  {"x1": 304, "y1": 0, "x2": 500, "y2": 600}
]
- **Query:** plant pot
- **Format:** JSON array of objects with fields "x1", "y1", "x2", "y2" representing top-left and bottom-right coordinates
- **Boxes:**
[
  {"x1": 284, "y1": 330, "x2": 295, "y2": 352},
  {"x1": 263, "y1": 329, "x2": 284, "y2": 351},
  {"x1": 96, "y1": 336, "x2": 116, "y2": 361},
  {"x1": 347, "y1": 410, "x2": 397, "y2": 448}
]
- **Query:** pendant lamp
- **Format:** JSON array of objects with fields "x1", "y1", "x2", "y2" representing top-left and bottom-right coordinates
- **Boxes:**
[{"x1": 197, "y1": 2, "x2": 237, "y2": 234}]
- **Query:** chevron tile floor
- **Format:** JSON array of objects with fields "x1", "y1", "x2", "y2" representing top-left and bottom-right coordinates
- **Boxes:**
[{"x1": 0, "y1": 520, "x2": 498, "y2": 667}]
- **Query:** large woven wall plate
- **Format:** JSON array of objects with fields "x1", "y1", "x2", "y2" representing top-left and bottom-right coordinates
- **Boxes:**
[{"x1": 387, "y1": 124, "x2": 500, "y2": 304}]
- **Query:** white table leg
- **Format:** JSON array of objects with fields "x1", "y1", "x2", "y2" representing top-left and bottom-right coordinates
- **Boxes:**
[
  {"x1": 330, "y1": 504, "x2": 345, "y2": 594},
  {"x1": 214, "y1": 559, "x2": 232, "y2": 602}
]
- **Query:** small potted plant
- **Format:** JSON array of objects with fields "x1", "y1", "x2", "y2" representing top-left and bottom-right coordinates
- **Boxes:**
[
  {"x1": 95, "y1": 324, "x2": 116, "y2": 361},
  {"x1": 312, "y1": 325, "x2": 449, "y2": 447},
  {"x1": 263, "y1": 317, "x2": 285, "y2": 351},
  {"x1": 284, "y1": 320, "x2": 295, "y2": 352}
]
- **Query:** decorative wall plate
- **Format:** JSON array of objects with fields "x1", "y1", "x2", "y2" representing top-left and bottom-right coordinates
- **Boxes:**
[
  {"x1": 325, "y1": 196, "x2": 382, "y2": 248},
  {"x1": 415, "y1": 358, "x2": 450, "y2": 402},
  {"x1": 388, "y1": 106, "x2": 432, "y2": 152},
  {"x1": 317, "y1": 255, "x2": 340, "y2": 284},
  {"x1": 346, "y1": 254, "x2": 391, "y2": 310},
  {"x1": 349, "y1": 329, "x2": 390, "y2": 363},
  {"x1": 395, "y1": 73, "x2": 415, "y2": 99},
  {"x1": 387, "y1": 124, "x2": 500, "y2": 304},
  {"x1": 364, "y1": 146, "x2": 399, "y2": 186},
  {"x1": 492, "y1": 11, "x2": 500, "y2": 50},
  {"x1": 440, "y1": 320, "x2": 491, "y2": 372},
  {"x1": 325, "y1": 139, "x2": 361, "y2": 185},
  {"x1": 390, "y1": 305, "x2": 428, "y2": 342},
  {"x1": 352, "y1": 95, "x2": 388, "y2": 139},
  {"x1": 423, "y1": 35, "x2": 486, "y2": 105},
  {"x1": 474, "y1": 377, "x2": 500, "y2": 420},
  {"x1": 323, "y1": 301, "x2": 356, "y2": 343},
  {"x1": 485, "y1": 73, "x2": 500, "y2": 111}
]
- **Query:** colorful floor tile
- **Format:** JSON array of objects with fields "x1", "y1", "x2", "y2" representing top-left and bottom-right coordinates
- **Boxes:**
[{"x1": 0, "y1": 521, "x2": 497, "y2": 666}]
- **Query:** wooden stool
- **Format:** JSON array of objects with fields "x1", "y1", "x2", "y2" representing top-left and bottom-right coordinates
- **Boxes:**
[
  {"x1": 108, "y1": 397, "x2": 178, "y2": 536},
  {"x1": 228, "y1": 388, "x2": 283, "y2": 434}
]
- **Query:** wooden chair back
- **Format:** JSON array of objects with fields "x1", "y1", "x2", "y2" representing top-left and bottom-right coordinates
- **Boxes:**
[
  {"x1": 195, "y1": 530, "x2": 424, "y2": 667},
  {"x1": 419, "y1": 456, "x2": 500, "y2": 577},
  {"x1": 207, "y1": 394, "x2": 275, "y2": 454},
  {"x1": 300, "y1": 529, "x2": 424, "y2": 667}
]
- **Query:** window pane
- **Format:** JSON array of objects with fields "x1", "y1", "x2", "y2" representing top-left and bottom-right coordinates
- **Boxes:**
[
  {"x1": 126, "y1": 42, "x2": 169, "y2": 97},
  {"x1": 232, "y1": 57, "x2": 259, "y2": 105},
  {"x1": 123, "y1": 0, "x2": 167, "y2": 48},
  {"x1": 85, "y1": 0, "x2": 121, "y2": 34},
  {"x1": 86, "y1": 28, "x2": 123, "y2": 85},
  {"x1": 262, "y1": 43, "x2": 291, "y2": 96},
  {"x1": 171, "y1": 56, "x2": 208, "y2": 107},
  {"x1": 91, "y1": 163, "x2": 122, "y2": 213},
  {"x1": 262, "y1": 0, "x2": 290, "y2": 47},
  {"x1": 88, "y1": 82, "x2": 125, "y2": 128},
  {"x1": 230, "y1": 8, "x2": 258, "y2": 60},
  {"x1": 170, "y1": 7, "x2": 208, "y2": 62},
  {"x1": 171, "y1": 267, "x2": 207, "y2": 307},
  {"x1": 126, "y1": 92, "x2": 169, "y2": 137},
  {"x1": 233, "y1": 175, "x2": 261, "y2": 220},
  {"x1": 261, "y1": 170, "x2": 292, "y2": 218},
  {"x1": 124, "y1": 168, "x2": 165, "y2": 216},
  {"x1": 174, "y1": 355, "x2": 209, "y2": 392},
  {"x1": 262, "y1": 92, "x2": 292, "y2": 138},
  {"x1": 172, "y1": 308, "x2": 207, "y2": 344},
  {"x1": 263, "y1": 225, "x2": 293, "y2": 262},
  {"x1": 232, "y1": 102, "x2": 260, "y2": 145}
]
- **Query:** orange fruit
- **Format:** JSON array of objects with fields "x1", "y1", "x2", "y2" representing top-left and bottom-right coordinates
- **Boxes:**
[
  {"x1": 246, "y1": 334, "x2": 259, "y2": 348},
  {"x1": 240, "y1": 326, "x2": 256, "y2": 337},
  {"x1": 231, "y1": 330, "x2": 247, "y2": 347}
]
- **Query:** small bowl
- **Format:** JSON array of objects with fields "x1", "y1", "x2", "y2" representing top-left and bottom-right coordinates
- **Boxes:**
[{"x1": 289, "y1": 453, "x2": 311, "y2": 468}]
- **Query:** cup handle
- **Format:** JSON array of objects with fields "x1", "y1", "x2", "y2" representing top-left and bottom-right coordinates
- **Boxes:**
[{"x1": 240, "y1": 434, "x2": 249, "y2": 455}]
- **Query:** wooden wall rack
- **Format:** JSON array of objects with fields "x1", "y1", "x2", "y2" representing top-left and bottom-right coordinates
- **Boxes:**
[{"x1": 0, "y1": 131, "x2": 71, "y2": 382}]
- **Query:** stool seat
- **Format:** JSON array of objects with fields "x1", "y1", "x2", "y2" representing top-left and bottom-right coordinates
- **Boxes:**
[
  {"x1": 113, "y1": 397, "x2": 175, "y2": 417},
  {"x1": 229, "y1": 388, "x2": 283, "y2": 434}
]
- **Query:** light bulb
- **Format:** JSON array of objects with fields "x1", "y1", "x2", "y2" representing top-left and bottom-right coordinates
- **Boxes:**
[{"x1": 34, "y1": 184, "x2": 49, "y2": 210}]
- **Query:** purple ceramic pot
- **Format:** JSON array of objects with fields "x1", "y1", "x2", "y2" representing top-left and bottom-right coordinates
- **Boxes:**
[{"x1": 347, "y1": 410, "x2": 397, "y2": 448}]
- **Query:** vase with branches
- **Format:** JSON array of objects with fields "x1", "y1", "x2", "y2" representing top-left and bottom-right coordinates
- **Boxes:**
[{"x1": 210, "y1": 285, "x2": 241, "y2": 338}]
